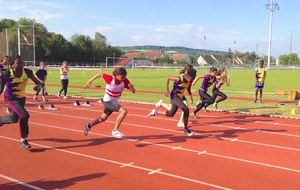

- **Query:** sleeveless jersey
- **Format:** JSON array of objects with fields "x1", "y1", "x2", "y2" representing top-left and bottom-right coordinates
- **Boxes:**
[
  {"x1": 4, "y1": 68, "x2": 33, "y2": 98},
  {"x1": 170, "y1": 75, "x2": 190, "y2": 99}
]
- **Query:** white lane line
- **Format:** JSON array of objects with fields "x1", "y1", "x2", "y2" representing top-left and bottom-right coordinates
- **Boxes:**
[
  {"x1": 27, "y1": 122, "x2": 300, "y2": 173},
  {"x1": 148, "y1": 169, "x2": 162, "y2": 175},
  {"x1": 0, "y1": 173, "x2": 45, "y2": 190},
  {"x1": 28, "y1": 111, "x2": 300, "y2": 152},
  {"x1": 0, "y1": 135, "x2": 232, "y2": 190}
]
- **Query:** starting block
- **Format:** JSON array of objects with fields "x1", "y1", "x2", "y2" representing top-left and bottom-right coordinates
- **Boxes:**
[
  {"x1": 73, "y1": 100, "x2": 91, "y2": 106},
  {"x1": 83, "y1": 101, "x2": 91, "y2": 106},
  {"x1": 38, "y1": 104, "x2": 57, "y2": 111},
  {"x1": 74, "y1": 100, "x2": 81, "y2": 106}
]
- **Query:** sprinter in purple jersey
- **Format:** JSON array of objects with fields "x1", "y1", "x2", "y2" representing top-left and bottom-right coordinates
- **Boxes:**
[
  {"x1": 148, "y1": 68, "x2": 197, "y2": 137},
  {"x1": 191, "y1": 67, "x2": 218, "y2": 118},
  {"x1": 205, "y1": 68, "x2": 230, "y2": 110}
]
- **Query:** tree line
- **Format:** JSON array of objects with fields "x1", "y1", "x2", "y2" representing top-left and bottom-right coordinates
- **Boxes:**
[
  {"x1": 0, "y1": 18, "x2": 122, "y2": 66},
  {"x1": 1, "y1": 18, "x2": 299, "y2": 66}
]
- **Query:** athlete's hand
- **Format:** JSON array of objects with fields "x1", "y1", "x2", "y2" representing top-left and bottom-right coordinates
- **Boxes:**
[{"x1": 84, "y1": 82, "x2": 91, "y2": 89}]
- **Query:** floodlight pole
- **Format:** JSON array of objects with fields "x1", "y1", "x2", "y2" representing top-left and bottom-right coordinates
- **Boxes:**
[
  {"x1": 266, "y1": 0, "x2": 279, "y2": 69},
  {"x1": 5, "y1": 29, "x2": 9, "y2": 55}
]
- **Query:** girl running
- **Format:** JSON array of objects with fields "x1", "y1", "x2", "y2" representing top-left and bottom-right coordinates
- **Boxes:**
[
  {"x1": 33, "y1": 61, "x2": 48, "y2": 102},
  {"x1": 83, "y1": 67, "x2": 135, "y2": 138},
  {"x1": 205, "y1": 68, "x2": 230, "y2": 110},
  {"x1": 155, "y1": 64, "x2": 194, "y2": 127},
  {"x1": 191, "y1": 67, "x2": 217, "y2": 118},
  {"x1": 148, "y1": 68, "x2": 197, "y2": 136},
  {"x1": 0, "y1": 55, "x2": 42, "y2": 149}
]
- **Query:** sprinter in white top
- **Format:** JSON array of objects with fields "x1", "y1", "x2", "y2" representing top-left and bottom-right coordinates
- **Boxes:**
[{"x1": 83, "y1": 67, "x2": 135, "y2": 138}]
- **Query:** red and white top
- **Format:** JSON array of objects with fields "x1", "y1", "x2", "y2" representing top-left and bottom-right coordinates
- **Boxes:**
[{"x1": 102, "y1": 74, "x2": 130, "y2": 103}]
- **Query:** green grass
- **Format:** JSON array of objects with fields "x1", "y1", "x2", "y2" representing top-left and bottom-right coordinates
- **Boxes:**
[{"x1": 30, "y1": 67, "x2": 300, "y2": 118}]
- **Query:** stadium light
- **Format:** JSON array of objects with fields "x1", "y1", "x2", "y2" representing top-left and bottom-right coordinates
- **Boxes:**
[
  {"x1": 17, "y1": 22, "x2": 36, "y2": 66},
  {"x1": 265, "y1": 0, "x2": 279, "y2": 69}
]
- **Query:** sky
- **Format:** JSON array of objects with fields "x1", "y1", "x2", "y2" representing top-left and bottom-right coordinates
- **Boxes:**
[{"x1": 0, "y1": 0, "x2": 299, "y2": 57}]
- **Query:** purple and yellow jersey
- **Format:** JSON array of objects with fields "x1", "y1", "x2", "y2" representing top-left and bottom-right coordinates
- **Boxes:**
[
  {"x1": 0, "y1": 63, "x2": 10, "y2": 71},
  {"x1": 255, "y1": 67, "x2": 267, "y2": 83},
  {"x1": 2, "y1": 68, "x2": 33, "y2": 98},
  {"x1": 170, "y1": 75, "x2": 190, "y2": 99},
  {"x1": 200, "y1": 74, "x2": 216, "y2": 92},
  {"x1": 212, "y1": 77, "x2": 225, "y2": 91}
]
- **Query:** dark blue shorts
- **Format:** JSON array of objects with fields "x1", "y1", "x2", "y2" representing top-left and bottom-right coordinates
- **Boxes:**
[{"x1": 255, "y1": 83, "x2": 264, "y2": 89}]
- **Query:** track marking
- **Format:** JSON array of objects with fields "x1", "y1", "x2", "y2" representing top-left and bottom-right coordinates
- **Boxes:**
[
  {"x1": 26, "y1": 123, "x2": 300, "y2": 173},
  {"x1": 28, "y1": 111, "x2": 300, "y2": 152},
  {"x1": 0, "y1": 135, "x2": 232, "y2": 190},
  {"x1": 172, "y1": 146, "x2": 182, "y2": 150},
  {"x1": 120, "y1": 162, "x2": 134, "y2": 168},
  {"x1": 148, "y1": 168, "x2": 162, "y2": 175},
  {"x1": 0, "y1": 173, "x2": 45, "y2": 190},
  {"x1": 198, "y1": 151, "x2": 207, "y2": 155}
]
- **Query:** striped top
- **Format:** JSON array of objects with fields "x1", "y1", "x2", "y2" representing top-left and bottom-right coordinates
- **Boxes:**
[
  {"x1": 102, "y1": 74, "x2": 130, "y2": 103},
  {"x1": 200, "y1": 74, "x2": 216, "y2": 92},
  {"x1": 2, "y1": 68, "x2": 33, "y2": 98},
  {"x1": 170, "y1": 75, "x2": 190, "y2": 99}
]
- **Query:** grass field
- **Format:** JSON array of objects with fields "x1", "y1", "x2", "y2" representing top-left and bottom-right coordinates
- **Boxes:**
[{"x1": 30, "y1": 67, "x2": 300, "y2": 118}]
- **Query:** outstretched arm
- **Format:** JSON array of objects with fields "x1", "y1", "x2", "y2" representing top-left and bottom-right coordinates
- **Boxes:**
[
  {"x1": 165, "y1": 76, "x2": 180, "y2": 96},
  {"x1": 192, "y1": 75, "x2": 204, "y2": 86},
  {"x1": 84, "y1": 73, "x2": 103, "y2": 89},
  {"x1": 128, "y1": 83, "x2": 136, "y2": 93}
]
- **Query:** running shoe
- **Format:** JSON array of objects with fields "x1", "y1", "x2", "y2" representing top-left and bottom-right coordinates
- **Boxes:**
[
  {"x1": 204, "y1": 107, "x2": 208, "y2": 112},
  {"x1": 147, "y1": 109, "x2": 158, "y2": 118},
  {"x1": 63, "y1": 96, "x2": 68, "y2": 99},
  {"x1": 84, "y1": 123, "x2": 91, "y2": 136},
  {"x1": 112, "y1": 130, "x2": 124, "y2": 138},
  {"x1": 20, "y1": 139, "x2": 31, "y2": 150},
  {"x1": 155, "y1": 99, "x2": 163, "y2": 108},
  {"x1": 183, "y1": 127, "x2": 193, "y2": 137},
  {"x1": 190, "y1": 112, "x2": 198, "y2": 119},
  {"x1": 57, "y1": 93, "x2": 60, "y2": 98},
  {"x1": 214, "y1": 102, "x2": 218, "y2": 109}
]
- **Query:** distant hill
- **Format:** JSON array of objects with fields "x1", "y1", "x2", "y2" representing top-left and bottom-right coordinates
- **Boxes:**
[{"x1": 118, "y1": 45, "x2": 225, "y2": 57}]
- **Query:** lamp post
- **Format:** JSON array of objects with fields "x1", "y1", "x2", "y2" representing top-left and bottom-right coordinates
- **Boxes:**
[
  {"x1": 17, "y1": 22, "x2": 36, "y2": 66},
  {"x1": 266, "y1": 0, "x2": 279, "y2": 69}
]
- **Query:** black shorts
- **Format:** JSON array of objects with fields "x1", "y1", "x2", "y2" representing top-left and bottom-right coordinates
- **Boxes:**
[{"x1": 103, "y1": 101, "x2": 121, "y2": 116}]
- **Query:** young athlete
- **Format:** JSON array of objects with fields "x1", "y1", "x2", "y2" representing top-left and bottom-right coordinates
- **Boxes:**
[
  {"x1": 58, "y1": 61, "x2": 69, "y2": 99},
  {"x1": 205, "y1": 68, "x2": 230, "y2": 110},
  {"x1": 0, "y1": 55, "x2": 10, "y2": 95},
  {"x1": 83, "y1": 67, "x2": 135, "y2": 138},
  {"x1": 254, "y1": 60, "x2": 267, "y2": 103},
  {"x1": 191, "y1": 67, "x2": 218, "y2": 118},
  {"x1": 148, "y1": 68, "x2": 197, "y2": 136},
  {"x1": 0, "y1": 55, "x2": 42, "y2": 149},
  {"x1": 33, "y1": 61, "x2": 48, "y2": 102},
  {"x1": 155, "y1": 64, "x2": 194, "y2": 127}
]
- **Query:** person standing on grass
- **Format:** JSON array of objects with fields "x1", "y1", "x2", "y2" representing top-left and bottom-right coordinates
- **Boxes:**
[
  {"x1": 155, "y1": 64, "x2": 194, "y2": 128},
  {"x1": 57, "y1": 61, "x2": 69, "y2": 99},
  {"x1": 33, "y1": 61, "x2": 48, "y2": 102},
  {"x1": 148, "y1": 68, "x2": 197, "y2": 137},
  {"x1": 204, "y1": 68, "x2": 230, "y2": 110},
  {"x1": 83, "y1": 67, "x2": 135, "y2": 138},
  {"x1": 0, "y1": 55, "x2": 42, "y2": 149},
  {"x1": 254, "y1": 60, "x2": 267, "y2": 103},
  {"x1": 191, "y1": 67, "x2": 217, "y2": 118}
]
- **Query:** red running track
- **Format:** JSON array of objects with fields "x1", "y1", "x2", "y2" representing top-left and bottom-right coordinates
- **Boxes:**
[{"x1": 0, "y1": 94, "x2": 300, "y2": 190}]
